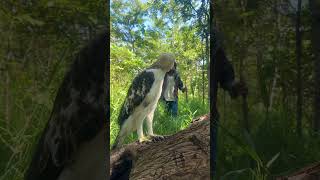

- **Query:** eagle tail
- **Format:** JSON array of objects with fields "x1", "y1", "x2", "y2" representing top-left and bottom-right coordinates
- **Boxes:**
[
  {"x1": 112, "y1": 125, "x2": 128, "y2": 150},
  {"x1": 111, "y1": 135, "x2": 119, "y2": 150}
]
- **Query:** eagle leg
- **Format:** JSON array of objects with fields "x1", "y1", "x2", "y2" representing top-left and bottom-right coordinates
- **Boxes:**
[
  {"x1": 146, "y1": 110, "x2": 155, "y2": 136},
  {"x1": 145, "y1": 109, "x2": 165, "y2": 142},
  {"x1": 137, "y1": 120, "x2": 149, "y2": 143}
]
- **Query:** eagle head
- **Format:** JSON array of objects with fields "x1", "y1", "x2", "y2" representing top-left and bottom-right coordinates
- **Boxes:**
[{"x1": 151, "y1": 53, "x2": 175, "y2": 72}]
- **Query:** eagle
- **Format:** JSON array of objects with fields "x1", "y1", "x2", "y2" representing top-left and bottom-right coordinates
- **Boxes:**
[
  {"x1": 24, "y1": 31, "x2": 109, "y2": 180},
  {"x1": 112, "y1": 54, "x2": 175, "y2": 149}
]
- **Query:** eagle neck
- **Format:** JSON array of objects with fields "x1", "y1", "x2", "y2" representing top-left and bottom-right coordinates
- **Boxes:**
[{"x1": 147, "y1": 68, "x2": 166, "y2": 81}]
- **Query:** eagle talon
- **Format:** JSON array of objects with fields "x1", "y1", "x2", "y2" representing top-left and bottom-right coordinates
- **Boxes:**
[{"x1": 149, "y1": 134, "x2": 165, "y2": 142}]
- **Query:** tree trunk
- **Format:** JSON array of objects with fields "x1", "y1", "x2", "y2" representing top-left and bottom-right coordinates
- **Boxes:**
[
  {"x1": 296, "y1": 0, "x2": 303, "y2": 136},
  {"x1": 256, "y1": 41, "x2": 269, "y2": 111},
  {"x1": 110, "y1": 115, "x2": 210, "y2": 180},
  {"x1": 202, "y1": 44, "x2": 206, "y2": 104},
  {"x1": 5, "y1": 29, "x2": 12, "y2": 128},
  {"x1": 185, "y1": 78, "x2": 189, "y2": 102},
  {"x1": 190, "y1": 81, "x2": 194, "y2": 98},
  {"x1": 206, "y1": 35, "x2": 210, "y2": 102},
  {"x1": 310, "y1": 0, "x2": 320, "y2": 133},
  {"x1": 5, "y1": 69, "x2": 10, "y2": 127},
  {"x1": 240, "y1": 0, "x2": 250, "y2": 133},
  {"x1": 269, "y1": 68, "x2": 278, "y2": 110},
  {"x1": 269, "y1": 0, "x2": 281, "y2": 111}
]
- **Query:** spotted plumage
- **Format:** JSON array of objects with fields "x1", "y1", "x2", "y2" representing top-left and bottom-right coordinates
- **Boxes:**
[
  {"x1": 118, "y1": 71, "x2": 155, "y2": 127},
  {"x1": 112, "y1": 53, "x2": 175, "y2": 150},
  {"x1": 25, "y1": 32, "x2": 108, "y2": 180}
]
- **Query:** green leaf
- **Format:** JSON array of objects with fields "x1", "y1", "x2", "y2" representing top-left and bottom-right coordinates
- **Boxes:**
[
  {"x1": 17, "y1": 14, "x2": 44, "y2": 26},
  {"x1": 221, "y1": 168, "x2": 251, "y2": 180},
  {"x1": 266, "y1": 152, "x2": 280, "y2": 168},
  {"x1": 47, "y1": 1, "x2": 55, "y2": 7},
  {"x1": 89, "y1": 16, "x2": 98, "y2": 24}
]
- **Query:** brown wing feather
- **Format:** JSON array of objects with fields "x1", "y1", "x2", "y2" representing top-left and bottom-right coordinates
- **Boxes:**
[
  {"x1": 25, "y1": 32, "x2": 108, "y2": 180},
  {"x1": 118, "y1": 70, "x2": 155, "y2": 127}
]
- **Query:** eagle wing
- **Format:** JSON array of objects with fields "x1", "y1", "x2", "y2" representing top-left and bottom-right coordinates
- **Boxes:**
[
  {"x1": 118, "y1": 70, "x2": 155, "y2": 127},
  {"x1": 25, "y1": 32, "x2": 108, "y2": 180}
]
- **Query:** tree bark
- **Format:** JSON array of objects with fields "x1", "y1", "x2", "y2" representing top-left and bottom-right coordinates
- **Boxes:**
[
  {"x1": 206, "y1": 35, "x2": 210, "y2": 102},
  {"x1": 5, "y1": 69, "x2": 10, "y2": 127},
  {"x1": 269, "y1": 0, "x2": 281, "y2": 111},
  {"x1": 202, "y1": 42, "x2": 206, "y2": 104},
  {"x1": 110, "y1": 114, "x2": 210, "y2": 180},
  {"x1": 5, "y1": 29, "x2": 12, "y2": 128},
  {"x1": 269, "y1": 68, "x2": 278, "y2": 110},
  {"x1": 310, "y1": 0, "x2": 320, "y2": 133},
  {"x1": 185, "y1": 78, "x2": 189, "y2": 102},
  {"x1": 296, "y1": 0, "x2": 303, "y2": 137},
  {"x1": 240, "y1": 0, "x2": 250, "y2": 133}
]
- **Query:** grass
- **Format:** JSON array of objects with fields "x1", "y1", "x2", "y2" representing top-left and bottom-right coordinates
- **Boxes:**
[
  {"x1": 0, "y1": 99, "x2": 51, "y2": 180},
  {"x1": 216, "y1": 101, "x2": 320, "y2": 180},
  {"x1": 110, "y1": 83, "x2": 209, "y2": 147},
  {"x1": 0, "y1": 71, "x2": 209, "y2": 180},
  {"x1": 2, "y1": 75, "x2": 319, "y2": 180}
]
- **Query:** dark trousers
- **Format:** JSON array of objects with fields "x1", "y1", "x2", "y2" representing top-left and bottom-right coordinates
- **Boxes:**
[{"x1": 165, "y1": 100, "x2": 178, "y2": 116}]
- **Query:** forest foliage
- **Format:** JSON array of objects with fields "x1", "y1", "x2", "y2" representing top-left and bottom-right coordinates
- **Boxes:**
[
  {"x1": 214, "y1": 0, "x2": 320, "y2": 179},
  {"x1": 110, "y1": 0, "x2": 210, "y2": 146},
  {"x1": 0, "y1": 1, "x2": 106, "y2": 179},
  {"x1": 0, "y1": 0, "x2": 319, "y2": 180}
]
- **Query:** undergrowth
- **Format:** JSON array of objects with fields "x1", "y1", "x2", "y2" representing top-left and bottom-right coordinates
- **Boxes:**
[
  {"x1": 216, "y1": 102, "x2": 320, "y2": 180},
  {"x1": 110, "y1": 83, "x2": 209, "y2": 147}
]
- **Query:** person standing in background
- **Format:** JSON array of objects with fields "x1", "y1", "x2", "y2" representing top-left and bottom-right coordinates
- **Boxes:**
[{"x1": 162, "y1": 62, "x2": 187, "y2": 117}]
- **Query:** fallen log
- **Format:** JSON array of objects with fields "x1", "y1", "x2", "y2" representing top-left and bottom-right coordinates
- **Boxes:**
[
  {"x1": 110, "y1": 114, "x2": 210, "y2": 180},
  {"x1": 276, "y1": 162, "x2": 320, "y2": 180}
]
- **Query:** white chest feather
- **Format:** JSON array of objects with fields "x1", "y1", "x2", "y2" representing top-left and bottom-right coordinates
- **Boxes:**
[
  {"x1": 121, "y1": 69, "x2": 166, "y2": 133},
  {"x1": 145, "y1": 68, "x2": 165, "y2": 107},
  {"x1": 58, "y1": 129, "x2": 106, "y2": 180}
]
